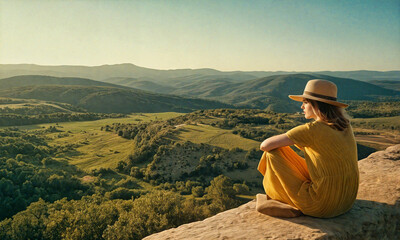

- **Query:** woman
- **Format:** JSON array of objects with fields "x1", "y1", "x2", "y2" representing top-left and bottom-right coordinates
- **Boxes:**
[{"x1": 256, "y1": 79, "x2": 359, "y2": 218}]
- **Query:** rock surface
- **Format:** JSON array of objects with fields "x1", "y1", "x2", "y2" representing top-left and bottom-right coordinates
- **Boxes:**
[{"x1": 144, "y1": 144, "x2": 400, "y2": 240}]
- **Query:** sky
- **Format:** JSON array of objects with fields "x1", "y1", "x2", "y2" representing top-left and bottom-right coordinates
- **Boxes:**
[{"x1": 0, "y1": 0, "x2": 399, "y2": 71}]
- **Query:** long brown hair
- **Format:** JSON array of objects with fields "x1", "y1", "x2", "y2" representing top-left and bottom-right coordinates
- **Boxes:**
[{"x1": 306, "y1": 98, "x2": 350, "y2": 131}]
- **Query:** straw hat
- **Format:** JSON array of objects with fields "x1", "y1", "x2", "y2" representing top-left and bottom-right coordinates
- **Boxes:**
[{"x1": 288, "y1": 79, "x2": 348, "y2": 108}]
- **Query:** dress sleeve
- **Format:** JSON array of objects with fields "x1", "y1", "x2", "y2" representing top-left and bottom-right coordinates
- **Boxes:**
[{"x1": 286, "y1": 123, "x2": 315, "y2": 148}]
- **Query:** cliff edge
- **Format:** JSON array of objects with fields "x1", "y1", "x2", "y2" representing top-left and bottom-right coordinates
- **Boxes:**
[{"x1": 144, "y1": 144, "x2": 400, "y2": 240}]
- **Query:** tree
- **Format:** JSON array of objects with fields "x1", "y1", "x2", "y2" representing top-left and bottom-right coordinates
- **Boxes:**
[
  {"x1": 233, "y1": 183, "x2": 250, "y2": 195},
  {"x1": 8, "y1": 199, "x2": 48, "y2": 240},
  {"x1": 103, "y1": 191, "x2": 184, "y2": 240},
  {"x1": 192, "y1": 186, "x2": 204, "y2": 197},
  {"x1": 205, "y1": 175, "x2": 238, "y2": 213}
]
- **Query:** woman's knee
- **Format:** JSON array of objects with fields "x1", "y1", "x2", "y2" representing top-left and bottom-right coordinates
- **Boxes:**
[
  {"x1": 266, "y1": 148, "x2": 285, "y2": 162},
  {"x1": 266, "y1": 147, "x2": 281, "y2": 155}
]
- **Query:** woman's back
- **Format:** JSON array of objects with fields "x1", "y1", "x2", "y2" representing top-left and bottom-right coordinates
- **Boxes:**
[
  {"x1": 286, "y1": 121, "x2": 359, "y2": 217},
  {"x1": 287, "y1": 121, "x2": 358, "y2": 178}
]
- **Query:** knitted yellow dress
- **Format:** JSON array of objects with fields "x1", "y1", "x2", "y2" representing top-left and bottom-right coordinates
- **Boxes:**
[{"x1": 257, "y1": 121, "x2": 359, "y2": 218}]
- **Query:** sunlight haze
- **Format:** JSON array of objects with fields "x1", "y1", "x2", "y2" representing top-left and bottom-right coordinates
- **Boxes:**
[{"x1": 0, "y1": 0, "x2": 399, "y2": 71}]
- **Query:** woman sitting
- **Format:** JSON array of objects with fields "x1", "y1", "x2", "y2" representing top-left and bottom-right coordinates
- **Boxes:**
[{"x1": 257, "y1": 79, "x2": 359, "y2": 218}]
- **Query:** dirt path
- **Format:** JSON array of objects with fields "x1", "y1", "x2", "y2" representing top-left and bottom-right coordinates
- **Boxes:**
[{"x1": 355, "y1": 131, "x2": 400, "y2": 149}]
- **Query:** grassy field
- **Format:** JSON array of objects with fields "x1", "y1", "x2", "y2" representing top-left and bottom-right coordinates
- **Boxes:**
[
  {"x1": 176, "y1": 123, "x2": 260, "y2": 151},
  {"x1": 11, "y1": 112, "x2": 184, "y2": 131},
  {"x1": 50, "y1": 130, "x2": 134, "y2": 170},
  {"x1": 0, "y1": 98, "x2": 76, "y2": 112},
  {"x1": 9, "y1": 112, "x2": 184, "y2": 172}
]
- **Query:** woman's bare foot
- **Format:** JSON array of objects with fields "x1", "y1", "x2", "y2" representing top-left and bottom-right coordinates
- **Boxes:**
[{"x1": 256, "y1": 194, "x2": 303, "y2": 218}]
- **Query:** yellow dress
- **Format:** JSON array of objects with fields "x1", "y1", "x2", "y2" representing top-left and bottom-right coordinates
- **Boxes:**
[{"x1": 257, "y1": 121, "x2": 359, "y2": 218}]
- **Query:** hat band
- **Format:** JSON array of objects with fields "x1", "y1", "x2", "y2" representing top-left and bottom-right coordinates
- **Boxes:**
[{"x1": 304, "y1": 91, "x2": 337, "y2": 101}]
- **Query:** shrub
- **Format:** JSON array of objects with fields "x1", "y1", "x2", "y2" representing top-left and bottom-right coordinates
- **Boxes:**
[{"x1": 233, "y1": 183, "x2": 250, "y2": 195}]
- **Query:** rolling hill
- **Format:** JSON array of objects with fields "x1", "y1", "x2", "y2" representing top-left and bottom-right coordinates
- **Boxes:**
[
  {"x1": 369, "y1": 80, "x2": 400, "y2": 91},
  {"x1": 0, "y1": 75, "x2": 129, "y2": 90},
  {"x1": 137, "y1": 73, "x2": 400, "y2": 112},
  {"x1": 104, "y1": 77, "x2": 177, "y2": 94},
  {"x1": 1, "y1": 73, "x2": 398, "y2": 113},
  {"x1": 0, "y1": 75, "x2": 235, "y2": 113},
  {"x1": 229, "y1": 74, "x2": 400, "y2": 112},
  {"x1": 224, "y1": 73, "x2": 399, "y2": 100},
  {"x1": 0, "y1": 97, "x2": 86, "y2": 114}
]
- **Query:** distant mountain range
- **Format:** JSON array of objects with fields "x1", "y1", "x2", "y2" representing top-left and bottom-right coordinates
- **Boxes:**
[
  {"x1": 1, "y1": 64, "x2": 399, "y2": 83},
  {"x1": 0, "y1": 74, "x2": 398, "y2": 113}
]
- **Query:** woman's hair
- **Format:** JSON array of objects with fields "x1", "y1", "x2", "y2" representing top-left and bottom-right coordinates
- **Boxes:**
[{"x1": 305, "y1": 98, "x2": 350, "y2": 131}]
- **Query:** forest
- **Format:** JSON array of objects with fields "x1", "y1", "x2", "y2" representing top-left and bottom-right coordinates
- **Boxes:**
[
  {"x1": 0, "y1": 110, "x2": 273, "y2": 239},
  {"x1": 0, "y1": 125, "x2": 248, "y2": 239}
]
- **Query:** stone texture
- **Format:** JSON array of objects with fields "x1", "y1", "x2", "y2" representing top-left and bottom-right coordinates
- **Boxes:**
[{"x1": 144, "y1": 144, "x2": 400, "y2": 240}]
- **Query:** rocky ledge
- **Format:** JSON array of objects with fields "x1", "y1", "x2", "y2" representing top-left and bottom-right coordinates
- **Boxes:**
[{"x1": 144, "y1": 144, "x2": 400, "y2": 240}]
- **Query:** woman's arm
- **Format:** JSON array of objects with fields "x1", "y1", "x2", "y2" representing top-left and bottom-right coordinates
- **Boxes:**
[{"x1": 260, "y1": 133, "x2": 294, "y2": 152}]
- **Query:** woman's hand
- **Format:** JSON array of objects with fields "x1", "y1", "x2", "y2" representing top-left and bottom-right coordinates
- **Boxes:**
[{"x1": 260, "y1": 133, "x2": 294, "y2": 152}]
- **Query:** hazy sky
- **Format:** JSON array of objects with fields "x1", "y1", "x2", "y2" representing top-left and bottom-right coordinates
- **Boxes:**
[{"x1": 1, "y1": 0, "x2": 399, "y2": 71}]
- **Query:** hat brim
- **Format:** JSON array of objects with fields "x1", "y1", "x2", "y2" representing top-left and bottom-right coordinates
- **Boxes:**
[{"x1": 288, "y1": 94, "x2": 348, "y2": 108}]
